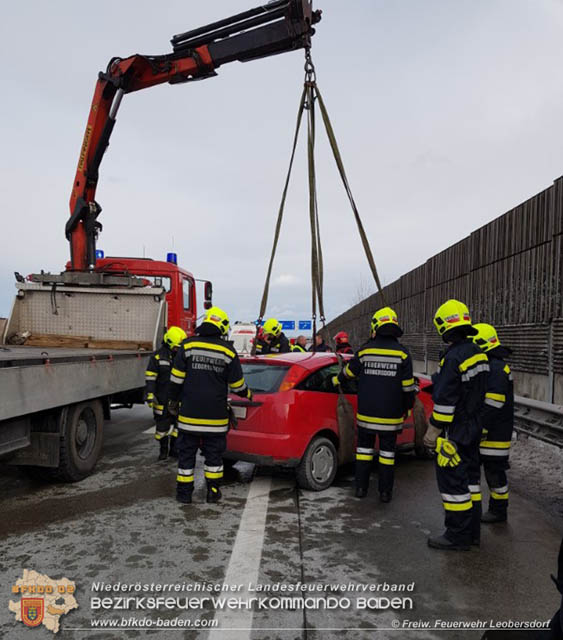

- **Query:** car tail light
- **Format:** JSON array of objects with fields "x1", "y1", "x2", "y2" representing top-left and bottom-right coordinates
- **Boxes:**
[{"x1": 279, "y1": 364, "x2": 308, "y2": 392}]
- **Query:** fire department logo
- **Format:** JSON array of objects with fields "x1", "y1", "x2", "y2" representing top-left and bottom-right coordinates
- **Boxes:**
[
  {"x1": 21, "y1": 598, "x2": 44, "y2": 627},
  {"x1": 9, "y1": 570, "x2": 78, "y2": 634}
]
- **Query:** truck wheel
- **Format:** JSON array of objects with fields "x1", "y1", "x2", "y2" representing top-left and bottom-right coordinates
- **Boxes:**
[
  {"x1": 296, "y1": 436, "x2": 338, "y2": 491},
  {"x1": 55, "y1": 400, "x2": 104, "y2": 482}
]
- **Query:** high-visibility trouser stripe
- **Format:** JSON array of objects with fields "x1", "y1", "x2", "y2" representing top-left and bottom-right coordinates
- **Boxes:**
[
  {"x1": 177, "y1": 468, "x2": 194, "y2": 483},
  {"x1": 441, "y1": 493, "x2": 472, "y2": 511},
  {"x1": 485, "y1": 398, "x2": 504, "y2": 408},
  {"x1": 154, "y1": 430, "x2": 169, "y2": 440},
  {"x1": 145, "y1": 371, "x2": 157, "y2": 380},
  {"x1": 356, "y1": 447, "x2": 374, "y2": 461},
  {"x1": 170, "y1": 375, "x2": 185, "y2": 384},
  {"x1": 490, "y1": 485, "x2": 509, "y2": 500},
  {"x1": 433, "y1": 403, "x2": 455, "y2": 414},
  {"x1": 379, "y1": 450, "x2": 395, "y2": 466},
  {"x1": 204, "y1": 464, "x2": 224, "y2": 480},
  {"x1": 480, "y1": 441, "x2": 510, "y2": 457},
  {"x1": 431, "y1": 410, "x2": 454, "y2": 423},
  {"x1": 153, "y1": 403, "x2": 164, "y2": 416},
  {"x1": 402, "y1": 378, "x2": 415, "y2": 388},
  {"x1": 177, "y1": 424, "x2": 229, "y2": 434},
  {"x1": 468, "y1": 484, "x2": 481, "y2": 502},
  {"x1": 158, "y1": 360, "x2": 170, "y2": 366}
]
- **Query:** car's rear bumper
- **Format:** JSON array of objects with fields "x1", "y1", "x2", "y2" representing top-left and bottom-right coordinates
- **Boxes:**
[{"x1": 226, "y1": 429, "x2": 304, "y2": 467}]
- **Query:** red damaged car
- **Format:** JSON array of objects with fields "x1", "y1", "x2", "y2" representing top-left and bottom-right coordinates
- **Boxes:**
[{"x1": 226, "y1": 352, "x2": 433, "y2": 491}]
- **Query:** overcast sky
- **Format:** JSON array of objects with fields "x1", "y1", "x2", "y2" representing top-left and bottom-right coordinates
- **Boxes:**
[{"x1": 2, "y1": 0, "x2": 563, "y2": 332}]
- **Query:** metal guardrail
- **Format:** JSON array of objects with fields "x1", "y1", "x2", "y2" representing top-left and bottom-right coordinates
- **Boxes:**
[
  {"x1": 415, "y1": 373, "x2": 563, "y2": 448},
  {"x1": 513, "y1": 396, "x2": 563, "y2": 448}
]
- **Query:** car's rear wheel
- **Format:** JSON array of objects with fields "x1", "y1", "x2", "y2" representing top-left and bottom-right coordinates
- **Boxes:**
[{"x1": 296, "y1": 436, "x2": 338, "y2": 491}]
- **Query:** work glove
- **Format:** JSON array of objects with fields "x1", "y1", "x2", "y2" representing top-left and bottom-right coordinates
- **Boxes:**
[
  {"x1": 435, "y1": 437, "x2": 461, "y2": 468},
  {"x1": 331, "y1": 375, "x2": 340, "y2": 388},
  {"x1": 423, "y1": 425, "x2": 442, "y2": 449},
  {"x1": 246, "y1": 388, "x2": 253, "y2": 401},
  {"x1": 168, "y1": 400, "x2": 179, "y2": 417},
  {"x1": 144, "y1": 391, "x2": 155, "y2": 409}
]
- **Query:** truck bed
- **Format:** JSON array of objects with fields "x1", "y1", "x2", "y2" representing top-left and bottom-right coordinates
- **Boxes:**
[
  {"x1": 0, "y1": 346, "x2": 152, "y2": 422},
  {"x1": 0, "y1": 346, "x2": 146, "y2": 367}
]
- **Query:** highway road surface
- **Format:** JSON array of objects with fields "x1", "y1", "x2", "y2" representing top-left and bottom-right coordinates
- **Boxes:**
[{"x1": 1, "y1": 406, "x2": 561, "y2": 639}]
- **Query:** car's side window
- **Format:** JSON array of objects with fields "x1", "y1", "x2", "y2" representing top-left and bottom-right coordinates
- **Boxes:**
[{"x1": 298, "y1": 364, "x2": 358, "y2": 394}]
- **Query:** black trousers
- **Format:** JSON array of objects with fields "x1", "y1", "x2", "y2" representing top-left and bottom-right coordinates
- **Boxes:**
[
  {"x1": 176, "y1": 432, "x2": 226, "y2": 498},
  {"x1": 356, "y1": 427, "x2": 398, "y2": 494},
  {"x1": 480, "y1": 430, "x2": 511, "y2": 515},
  {"x1": 154, "y1": 407, "x2": 178, "y2": 441},
  {"x1": 435, "y1": 439, "x2": 481, "y2": 545}
]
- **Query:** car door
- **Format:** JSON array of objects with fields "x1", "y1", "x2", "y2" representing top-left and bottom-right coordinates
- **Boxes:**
[{"x1": 297, "y1": 363, "x2": 358, "y2": 461}]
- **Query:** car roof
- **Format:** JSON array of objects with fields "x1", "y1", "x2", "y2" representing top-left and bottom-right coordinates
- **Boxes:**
[{"x1": 240, "y1": 351, "x2": 349, "y2": 371}]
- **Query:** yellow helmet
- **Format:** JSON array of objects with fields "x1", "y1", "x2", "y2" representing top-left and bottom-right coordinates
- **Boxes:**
[
  {"x1": 164, "y1": 326, "x2": 187, "y2": 349},
  {"x1": 473, "y1": 323, "x2": 500, "y2": 352},
  {"x1": 433, "y1": 299, "x2": 476, "y2": 337},
  {"x1": 371, "y1": 306, "x2": 400, "y2": 333},
  {"x1": 263, "y1": 318, "x2": 282, "y2": 337},
  {"x1": 204, "y1": 306, "x2": 230, "y2": 335}
]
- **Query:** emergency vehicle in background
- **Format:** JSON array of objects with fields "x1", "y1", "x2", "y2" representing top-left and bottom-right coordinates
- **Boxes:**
[{"x1": 0, "y1": 0, "x2": 321, "y2": 481}]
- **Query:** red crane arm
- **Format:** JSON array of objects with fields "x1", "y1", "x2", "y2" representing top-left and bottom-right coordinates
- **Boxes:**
[{"x1": 67, "y1": 0, "x2": 321, "y2": 271}]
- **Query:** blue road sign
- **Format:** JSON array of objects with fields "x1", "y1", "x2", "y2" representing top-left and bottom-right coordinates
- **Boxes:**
[
  {"x1": 298, "y1": 320, "x2": 312, "y2": 331},
  {"x1": 280, "y1": 320, "x2": 295, "y2": 331}
]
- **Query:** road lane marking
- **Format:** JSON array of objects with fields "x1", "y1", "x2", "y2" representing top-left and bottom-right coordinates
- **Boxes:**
[
  {"x1": 208, "y1": 475, "x2": 272, "y2": 640},
  {"x1": 143, "y1": 426, "x2": 156, "y2": 434}
]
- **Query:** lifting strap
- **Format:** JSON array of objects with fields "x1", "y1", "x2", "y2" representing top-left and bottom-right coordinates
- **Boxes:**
[{"x1": 252, "y1": 50, "x2": 386, "y2": 355}]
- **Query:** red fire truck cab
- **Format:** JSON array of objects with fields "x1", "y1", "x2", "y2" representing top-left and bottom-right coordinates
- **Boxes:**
[{"x1": 90, "y1": 253, "x2": 211, "y2": 336}]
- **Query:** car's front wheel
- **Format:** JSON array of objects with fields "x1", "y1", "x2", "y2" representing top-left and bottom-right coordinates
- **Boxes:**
[{"x1": 296, "y1": 436, "x2": 338, "y2": 491}]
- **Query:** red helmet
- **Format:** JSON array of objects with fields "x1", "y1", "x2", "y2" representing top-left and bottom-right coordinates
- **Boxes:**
[{"x1": 333, "y1": 331, "x2": 349, "y2": 345}]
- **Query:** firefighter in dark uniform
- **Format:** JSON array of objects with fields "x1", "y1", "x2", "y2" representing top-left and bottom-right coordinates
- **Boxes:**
[
  {"x1": 473, "y1": 323, "x2": 514, "y2": 523},
  {"x1": 256, "y1": 318, "x2": 291, "y2": 354},
  {"x1": 338, "y1": 307, "x2": 416, "y2": 502},
  {"x1": 309, "y1": 333, "x2": 331, "y2": 352},
  {"x1": 424, "y1": 300, "x2": 489, "y2": 551},
  {"x1": 167, "y1": 307, "x2": 252, "y2": 504},
  {"x1": 333, "y1": 331, "x2": 354, "y2": 354},
  {"x1": 145, "y1": 326, "x2": 187, "y2": 460}
]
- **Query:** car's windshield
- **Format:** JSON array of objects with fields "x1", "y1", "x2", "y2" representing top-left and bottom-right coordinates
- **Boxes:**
[{"x1": 241, "y1": 364, "x2": 289, "y2": 393}]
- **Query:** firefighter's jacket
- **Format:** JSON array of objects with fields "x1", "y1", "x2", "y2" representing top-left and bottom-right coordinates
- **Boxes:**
[
  {"x1": 291, "y1": 343, "x2": 307, "y2": 353},
  {"x1": 430, "y1": 339, "x2": 489, "y2": 446},
  {"x1": 479, "y1": 346, "x2": 514, "y2": 456},
  {"x1": 168, "y1": 332, "x2": 250, "y2": 434},
  {"x1": 145, "y1": 343, "x2": 175, "y2": 414},
  {"x1": 338, "y1": 335, "x2": 416, "y2": 431},
  {"x1": 256, "y1": 332, "x2": 290, "y2": 354}
]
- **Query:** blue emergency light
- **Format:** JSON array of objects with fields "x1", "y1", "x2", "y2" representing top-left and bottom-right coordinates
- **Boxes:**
[
  {"x1": 167, "y1": 252, "x2": 178, "y2": 265},
  {"x1": 95, "y1": 250, "x2": 105, "y2": 259}
]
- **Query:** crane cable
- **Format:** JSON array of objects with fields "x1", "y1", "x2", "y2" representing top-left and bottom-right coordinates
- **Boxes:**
[{"x1": 252, "y1": 50, "x2": 386, "y2": 355}]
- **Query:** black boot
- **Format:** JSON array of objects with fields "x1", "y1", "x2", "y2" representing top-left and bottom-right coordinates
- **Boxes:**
[
  {"x1": 158, "y1": 436, "x2": 169, "y2": 461},
  {"x1": 481, "y1": 510, "x2": 507, "y2": 523},
  {"x1": 427, "y1": 534, "x2": 470, "y2": 551},
  {"x1": 176, "y1": 490, "x2": 193, "y2": 504},
  {"x1": 355, "y1": 487, "x2": 368, "y2": 498},
  {"x1": 380, "y1": 491, "x2": 392, "y2": 503},
  {"x1": 207, "y1": 485, "x2": 222, "y2": 503}
]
